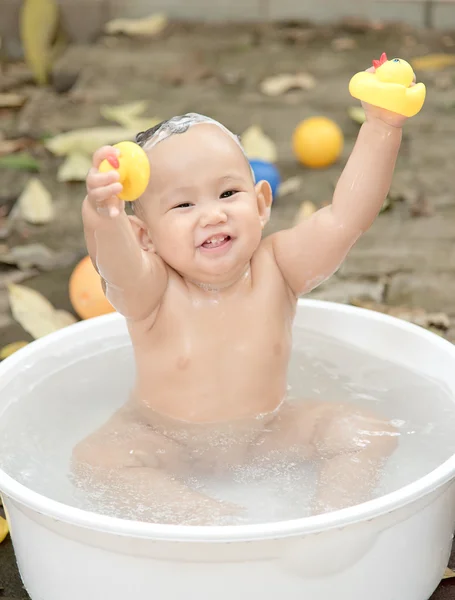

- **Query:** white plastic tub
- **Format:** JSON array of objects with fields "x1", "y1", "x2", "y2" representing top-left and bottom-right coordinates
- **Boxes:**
[{"x1": 1, "y1": 299, "x2": 455, "y2": 600}]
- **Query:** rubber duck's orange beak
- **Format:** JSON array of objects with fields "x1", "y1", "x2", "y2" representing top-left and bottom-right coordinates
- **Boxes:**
[{"x1": 373, "y1": 52, "x2": 388, "y2": 69}]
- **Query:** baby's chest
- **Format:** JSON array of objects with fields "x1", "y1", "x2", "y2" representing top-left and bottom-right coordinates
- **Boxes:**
[{"x1": 156, "y1": 300, "x2": 291, "y2": 365}]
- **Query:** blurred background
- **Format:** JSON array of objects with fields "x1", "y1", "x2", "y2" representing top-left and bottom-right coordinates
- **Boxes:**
[
  {"x1": 0, "y1": 0, "x2": 454, "y2": 350},
  {"x1": 1, "y1": 2, "x2": 455, "y2": 598}
]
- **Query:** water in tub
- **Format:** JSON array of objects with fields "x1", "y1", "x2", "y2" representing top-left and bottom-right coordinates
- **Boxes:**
[{"x1": 1, "y1": 325, "x2": 455, "y2": 525}]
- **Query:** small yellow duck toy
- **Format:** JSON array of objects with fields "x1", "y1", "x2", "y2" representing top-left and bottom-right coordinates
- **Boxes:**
[
  {"x1": 99, "y1": 141, "x2": 150, "y2": 202},
  {"x1": 349, "y1": 52, "x2": 426, "y2": 118}
]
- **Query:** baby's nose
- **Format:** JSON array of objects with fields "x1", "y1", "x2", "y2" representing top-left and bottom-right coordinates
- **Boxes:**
[{"x1": 199, "y1": 206, "x2": 228, "y2": 227}]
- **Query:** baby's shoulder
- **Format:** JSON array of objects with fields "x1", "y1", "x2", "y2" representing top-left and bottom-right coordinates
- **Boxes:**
[{"x1": 251, "y1": 237, "x2": 293, "y2": 294}]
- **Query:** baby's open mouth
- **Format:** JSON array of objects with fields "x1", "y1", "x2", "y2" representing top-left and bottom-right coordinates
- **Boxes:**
[{"x1": 201, "y1": 234, "x2": 231, "y2": 249}]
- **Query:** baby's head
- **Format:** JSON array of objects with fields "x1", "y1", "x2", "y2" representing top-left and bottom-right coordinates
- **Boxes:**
[{"x1": 129, "y1": 113, "x2": 272, "y2": 287}]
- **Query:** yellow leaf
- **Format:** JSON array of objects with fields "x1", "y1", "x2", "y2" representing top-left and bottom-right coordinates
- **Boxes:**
[
  {"x1": 7, "y1": 283, "x2": 77, "y2": 339},
  {"x1": 294, "y1": 201, "x2": 317, "y2": 224},
  {"x1": 241, "y1": 125, "x2": 277, "y2": 163},
  {"x1": 277, "y1": 176, "x2": 302, "y2": 198},
  {"x1": 18, "y1": 178, "x2": 54, "y2": 224},
  {"x1": 57, "y1": 152, "x2": 91, "y2": 182},
  {"x1": 0, "y1": 341, "x2": 29, "y2": 360},
  {"x1": 0, "y1": 516, "x2": 9, "y2": 543},
  {"x1": 104, "y1": 13, "x2": 168, "y2": 37},
  {"x1": 100, "y1": 101, "x2": 148, "y2": 126},
  {"x1": 348, "y1": 106, "x2": 366, "y2": 125},
  {"x1": 20, "y1": 0, "x2": 59, "y2": 85},
  {"x1": 411, "y1": 54, "x2": 455, "y2": 71},
  {"x1": 100, "y1": 102, "x2": 162, "y2": 132},
  {"x1": 44, "y1": 127, "x2": 140, "y2": 156},
  {"x1": 443, "y1": 568, "x2": 455, "y2": 579},
  {"x1": 125, "y1": 117, "x2": 163, "y2": 133}
]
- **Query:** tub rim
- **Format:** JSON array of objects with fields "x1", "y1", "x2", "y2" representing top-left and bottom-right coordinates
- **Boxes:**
[{"x1": 1, "y1": 298, "x2": 455, "y2": 542}]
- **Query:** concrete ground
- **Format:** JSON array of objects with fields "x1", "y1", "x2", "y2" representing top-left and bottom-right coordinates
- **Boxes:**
[{"x1": 1, "y1": 17, "x2": 455, "y2": 599}]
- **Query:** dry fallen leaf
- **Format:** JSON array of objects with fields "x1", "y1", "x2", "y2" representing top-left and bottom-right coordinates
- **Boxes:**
[
  {"x1": 0, "y1": 341, "x2": 29, "y2": 360},
  {"x1": 260, "y1": 73, "x2": 316, "y2": 96},
  {"x1": 331, "y1": 37, "x2": 357, "y2": 51},
  {"x1": 124, "y1": 117, "x2": 163, "y2": 133},
  {"x1": 411, "y1": 53, "x2": 455, "y2": 71},
  {"x1": 350, "y1": 299, "x2": 450, "y2": 331},
  {"x1": 0, "y1": 516, "x2": 8, "y2": 543},
  {"x1": 408, "y1": 191, "x2": 434, "y2": 218},
  {"x1": 45, "y1": 127, "x2": 139, "y2": 156},
  {"x1": 17, "y1": 178, "x2": 54, "y2": 224},
  {"x1": 294, "y1": 201, "x2": 317, "y2": 224},
  {"x1": 241, "y1": 125, "x2": 277, "y2": 163},
  {"x1": 0, "y1": 93, "x2": 27, "y2": 108},
  {"x1": 443, "y1": 568, "x2": 455, "y2": 579},
  {"x1": 8, "y1": 283, "x2": 77, "y2": 339},
  {"x1": 0, "y1": 137, "x2": 33, "y2": 156},
  {"x1": 100, "y1": 100, "x2": 148, "y2": 127},
  {"x1": 348, "y1": 106, "x2": 366, "y2": 125},
  {"x1": 104, "y1": 12, "x2": 168, "y2": 37},
  {"x1": 278, "y1": 176, "x2": 302, "y2": 198},
  {"x1": 0, "y1": 243, "x2": 78, "y2": 271},
  {"x1": 57, "y1": 152, "x2": 92, "y2": 182},
  {"x1": 20, "y1": 0, "x2": 59, "y2": 85}
]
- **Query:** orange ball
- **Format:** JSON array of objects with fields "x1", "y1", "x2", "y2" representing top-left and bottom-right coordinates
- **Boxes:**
[
  {"x1": 69, "y1": 256, "x2": 115, "y2": 320},
  {"x1": 292, "y1": 116, "x2": 344, "y2": 169}
]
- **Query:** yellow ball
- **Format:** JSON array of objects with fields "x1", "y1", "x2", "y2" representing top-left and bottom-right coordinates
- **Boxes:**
[{"x1": 292, "y1": 117, "x2": 344, "y2": 169}]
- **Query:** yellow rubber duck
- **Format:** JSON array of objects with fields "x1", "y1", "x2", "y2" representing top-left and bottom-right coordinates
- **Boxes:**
[
  {"x1": 99, "y1": 141, "x2": 150, "y2": 202},
  {"x1": 349, "y1": 53, "x2": 426, "y2": 118}
]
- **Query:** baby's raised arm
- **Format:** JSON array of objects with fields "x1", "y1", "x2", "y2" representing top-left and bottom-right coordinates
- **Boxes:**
[
  {"x1": 271, "y1": 116, "x2": 402, "y2": 296},
  {"x1": 82, "y1": 146, "x2": 167, "y2": 320}
]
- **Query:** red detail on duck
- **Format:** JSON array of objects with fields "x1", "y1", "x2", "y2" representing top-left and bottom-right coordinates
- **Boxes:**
[
  {"x1": 372, "y1": 52, "x2": 388, "y2": 69},
  {"x1": 107, "y1": 156, "x2": 120, "y2": 169}
]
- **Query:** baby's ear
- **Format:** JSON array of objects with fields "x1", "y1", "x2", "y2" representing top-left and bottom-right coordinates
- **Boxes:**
[
  {"x1": 255, "y1": 180, "x2": 273, "y2": 228},
  {"x1": 128, "y1": 215, "x2": 155, "y2": 252}
]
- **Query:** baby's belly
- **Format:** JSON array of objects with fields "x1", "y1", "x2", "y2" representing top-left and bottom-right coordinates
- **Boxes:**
[{"x1": 134, "y1": 354, "x2": 289, "y2": 424}]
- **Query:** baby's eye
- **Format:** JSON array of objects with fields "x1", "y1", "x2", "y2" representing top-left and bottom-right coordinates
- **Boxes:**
[
  {"x1": 220, "y1": 190, "x2": 238, "y2": 199},
  {"x1": 173, "y1": 202, "x2": 193, "y2": 209}
]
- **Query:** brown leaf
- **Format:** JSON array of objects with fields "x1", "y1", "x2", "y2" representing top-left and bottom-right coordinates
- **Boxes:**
[
  {"x1": 161, "y1": 59, "x2": 214, "y2": 86},
  {"x1": 408, "y1": 191, "x2": 434, "y2": 218},
  {"x1": 260, "y1": 72, "x2": 316, "y2": 96},
  {"x1": 350, "y1": 299, "x2": 450, "y2": 331},
  {"x1": 0, "y1": 243, "x2": 79, "y2": 271},
  {"x1": 0, "y1": 93, "x2": 27, "y2": 108},
  {"x1": 0, "y1": 137, "x2": 34, "y2": 156},
  {"x1": 331, "y1": 37, "x2": 357, "y2": 51}
]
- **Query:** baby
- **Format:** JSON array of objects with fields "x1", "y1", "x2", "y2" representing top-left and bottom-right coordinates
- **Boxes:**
[{"x1": 73, "y1": 83, "x2": 407, "y2": 524}]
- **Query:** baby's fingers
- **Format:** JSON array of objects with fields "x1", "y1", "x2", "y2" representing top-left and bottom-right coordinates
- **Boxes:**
[
  {"x1": 92, "y1": 145, "x2": 120, "y2": 169},
  {"x1": 86, "y1": 167, "x2": 120, "y2": 191},
  {"x1": 88, "y1": 182, "x2": 123, "y2": 204}
]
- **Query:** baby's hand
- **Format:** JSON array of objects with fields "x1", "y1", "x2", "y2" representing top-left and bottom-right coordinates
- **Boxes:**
[
  {"x1": 86, "y1": 146, "x2": 124, "y2": 217},
  {"x1": 361, "y1": 66, "x2": 413, "y2": 129}
]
